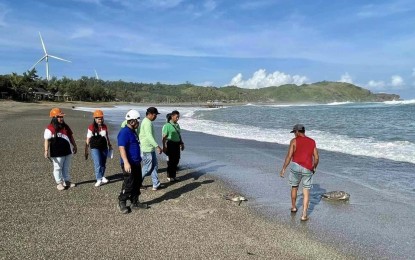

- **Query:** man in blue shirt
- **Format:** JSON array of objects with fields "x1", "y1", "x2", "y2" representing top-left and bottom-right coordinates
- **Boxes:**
[{"x1": 117, "y1": 110, "x2": 148, "y2": 214}]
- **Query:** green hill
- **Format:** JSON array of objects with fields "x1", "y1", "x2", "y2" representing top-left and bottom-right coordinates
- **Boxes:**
[
  {"x1": 0, "y1": 71, "x2": 400, "y2": 103},
  {"x1": 218, "y1": 81, "x2": 399, "y2": 103}
]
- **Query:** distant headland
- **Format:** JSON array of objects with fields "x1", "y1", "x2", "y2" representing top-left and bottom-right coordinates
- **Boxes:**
[{"x1": 0, "y1": 70, "x2": 399, "y2": 103}]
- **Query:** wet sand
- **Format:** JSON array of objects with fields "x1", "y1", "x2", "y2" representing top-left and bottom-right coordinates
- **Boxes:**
[
  {"x1": 0, "y1": 101, "x2": 351, "y2": 259},
  {"x1": 179, "y1": 129, "x2": 415, "y2": 259}
]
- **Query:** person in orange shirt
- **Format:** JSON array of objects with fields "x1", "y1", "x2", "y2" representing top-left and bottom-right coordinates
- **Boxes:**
[{"x1": 280, "y1": 124, "x2": 319, "y2": 221}]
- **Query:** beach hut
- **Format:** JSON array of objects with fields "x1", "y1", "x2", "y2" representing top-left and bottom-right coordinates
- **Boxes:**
[
  {"x1": 64, "y1": 92, "x2": 73, "y2": 101},
  {"x1": 54, "y1": 91, "x2": 64, "y2": 101},
  {"x1": 32, "y1": 87, "x2": 53, "y2": 100},
  {"x1": 0, "y1": 92, "x2": 10, "y2": 99}
]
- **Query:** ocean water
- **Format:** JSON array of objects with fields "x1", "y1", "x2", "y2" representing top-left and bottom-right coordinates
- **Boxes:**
[
  {"x1": 76, "y1": 101, "x2": 415, "y2": 198},
  {"x1": 184, "y1": 101, "x2": 415, "y2": 164},
  {"x1": 76, "y1": 100, "x2": 415, "y2": 258},
  {"x1": 184, "y1": 101, "x2": 415, "y2": 199}
]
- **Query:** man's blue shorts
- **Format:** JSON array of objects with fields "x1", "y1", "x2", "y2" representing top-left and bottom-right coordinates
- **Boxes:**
[{"x1": 289, "y1": 162, "x2": 313, "y2": 189}]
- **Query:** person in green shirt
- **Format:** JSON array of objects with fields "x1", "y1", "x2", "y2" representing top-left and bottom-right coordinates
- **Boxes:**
[
  {"x1": 139, "y1": 107, "x2": 163, "y2": 190},
  {"x1": 162, "y1": 110, "x2": 184, "y2": 182}
]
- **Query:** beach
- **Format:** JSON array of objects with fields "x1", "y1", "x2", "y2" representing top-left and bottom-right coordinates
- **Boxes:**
[{"x1": 0, "y1": 101, "x2": 355, "y2": 259}]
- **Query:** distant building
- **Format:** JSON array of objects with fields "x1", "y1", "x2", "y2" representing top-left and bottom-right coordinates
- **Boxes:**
[
  {"x1": 0, "y1": 92, "x2": 10, "y2": 99},
  {"x1": 63, "y1": 92, "x2": 73, "y2": 101},
  {"x1": 32, "y1": 87, "x2": 53, "y2": 100},
  {"x1": 54, "y1": 91, "x2": 64, "y2": 101}
]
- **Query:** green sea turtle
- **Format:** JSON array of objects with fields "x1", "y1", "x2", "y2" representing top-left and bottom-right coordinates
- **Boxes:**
[
  {"x1": 322, "y1": 191, "x2": 350, "y2": 201},
  {"x1": 223, "y1": 193, "x2": 247, "y2": 205}
]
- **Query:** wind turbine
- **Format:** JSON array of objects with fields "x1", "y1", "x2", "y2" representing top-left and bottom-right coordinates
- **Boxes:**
[
  {"x1": 30, "y1": 32, "x2": 71, "y2": 80},
  {"x1": 94, "y1": 69, "x2": 99, "y2": 80}
]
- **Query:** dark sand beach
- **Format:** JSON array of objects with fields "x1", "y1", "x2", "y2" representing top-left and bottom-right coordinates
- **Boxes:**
[{"x1": 0, "y1": 101, "x2": 353, "y2": 259}]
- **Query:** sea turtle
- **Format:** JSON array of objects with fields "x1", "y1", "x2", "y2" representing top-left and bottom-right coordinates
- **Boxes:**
[
  {"x1": 322, "y1": 191, "x2": 350, "y2": 201},
  {"x1": 223, "y1": 193, "x2": 247, "y2": 205}
]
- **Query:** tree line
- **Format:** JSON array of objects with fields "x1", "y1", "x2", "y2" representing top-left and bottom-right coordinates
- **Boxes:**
[
  {"x1": 0, "y1": 70, "x2": 400, "y2": 103},
  {"x1": 0, "y1": 69, "x2": 115, "y2": 102},
  {"x1": 0, "y1": 69, "x2": 233, "y2": 103}
]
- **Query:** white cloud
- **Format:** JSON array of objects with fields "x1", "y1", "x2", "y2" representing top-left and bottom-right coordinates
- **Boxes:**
[
  {"x1": 391, "y1": 75, "x2": 404, "y2": 88},
  {"x1": 70, "y1": 28, "x2": 94, "y2": 39},
  {"x1": 0, "y1": 3, "x2": 10, "y2": 27},
  {"x1": 412, "y1": 68, "x2": 415, "y2": 86},
  {"x1": 72, "y1": 0, "x2": 102, "y2": 4},
  {"x1": 203, "y1": 0, "x2": 217, "y2": 12},
  {"x1": 338, "y1": 72, "x2": 353, "y2": 84},
  {"x1": 367, "y1": 80, "x2": 386, "y2": 90},
  {"x1": 366, "y1": 75, "x2": 406, "y2": 91},
  {"x1": 228, "y1": 69, "x2": 308, "y2": 89},
  {"x1": 357, "y1": 2, "x2": 413, "y2": 18},
  {"x1": 197, "y1": 81, "x2": 214, "y2": 87},
  {"x1": 239, "y1": 0, "x2": 275, "y2": 10},
  {"x1": 141, "y1": 0, "x2": 184, "y2": 9}
]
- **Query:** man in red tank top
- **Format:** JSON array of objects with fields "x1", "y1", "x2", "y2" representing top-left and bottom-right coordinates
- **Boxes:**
[{"x1": 279, "y1": 124, "x2": 319, "y2": 221}]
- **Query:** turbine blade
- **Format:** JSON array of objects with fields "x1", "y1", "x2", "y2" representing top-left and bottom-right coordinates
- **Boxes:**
[
  {"x1": 48, "y1": 55, "x2": 71, "y2": 63},
  {"x1": 30, "y1": 55, "x2": 46, "y2": 70},
  {"x1": 39, "y1": 32, "x2": 47, "y2": 54}
]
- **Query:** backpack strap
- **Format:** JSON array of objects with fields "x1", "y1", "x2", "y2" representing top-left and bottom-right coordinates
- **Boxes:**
[{"x1": 169, "y1": 123, "x2": 183, "y2": 144}]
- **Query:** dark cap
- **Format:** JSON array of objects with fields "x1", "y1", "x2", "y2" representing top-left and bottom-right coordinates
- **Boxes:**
[
  {"x1": 146, "y1": 107, "x2": 160, "y2": 115},
  {"x1": 290, "y1": 124, "x2": 305, "y2": 133}
]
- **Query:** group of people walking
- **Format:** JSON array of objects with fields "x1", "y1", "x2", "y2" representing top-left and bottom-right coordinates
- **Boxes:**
[
  {"x1": 44, "y1": 106, "x2": 184, "y2": 214},
  {"x1": 44, "y1": 106, "x2": 319, "y2": 219}
]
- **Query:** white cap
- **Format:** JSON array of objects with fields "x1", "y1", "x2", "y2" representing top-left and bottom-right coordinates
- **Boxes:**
[{"x1": 125, "y1": 109, "x2": 141, "y2": 121}]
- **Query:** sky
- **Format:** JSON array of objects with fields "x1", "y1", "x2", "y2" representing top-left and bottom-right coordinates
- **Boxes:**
[{"x1": 1, "y1": 0, "x2": 414, "y2": 99}]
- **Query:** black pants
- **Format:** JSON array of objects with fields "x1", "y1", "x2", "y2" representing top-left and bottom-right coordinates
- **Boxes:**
[
  {"x1": 118, "y1": 163, "x2": 142, "y2": 203},
  {"x1": 167, "y1": 141, "x2": 181, "y2": 179}
]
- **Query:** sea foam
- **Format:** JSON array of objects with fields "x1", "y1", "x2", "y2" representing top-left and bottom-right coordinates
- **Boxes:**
[
  {"x1": 179, "y1": 116, "x2": 415, "y2": 164},
  {"x1": 75, "y1": 105, "x2": 415, "y2": 164}
]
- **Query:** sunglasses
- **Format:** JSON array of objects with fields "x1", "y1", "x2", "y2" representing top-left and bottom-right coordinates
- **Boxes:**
[{"x1": 57, "y1": 116, "x2": 64, "y2": 119}]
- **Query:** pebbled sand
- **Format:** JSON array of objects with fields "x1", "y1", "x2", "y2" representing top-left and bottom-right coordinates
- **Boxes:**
[{"x1": 0, "y1": 101, "x2": 351, "y2": 259}]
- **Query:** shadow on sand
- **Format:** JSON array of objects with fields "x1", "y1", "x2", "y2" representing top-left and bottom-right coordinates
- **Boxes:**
[
  {"x1": 145, "y1": 179, "x2": 214, "y2": 205},
  {"x1": 177, "y1": 160, "x2": 226, "y2": 181},
  {"x1": 295, "y1": 184, "x2": 326, "y2": 216},
  {"x1": 75, "y1": 173, "x2": 124, "y2": 186}
]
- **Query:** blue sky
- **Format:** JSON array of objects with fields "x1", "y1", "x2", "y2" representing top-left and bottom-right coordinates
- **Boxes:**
[{"x1": 1, "y1": 0, "x2": 414, "y2": 99}]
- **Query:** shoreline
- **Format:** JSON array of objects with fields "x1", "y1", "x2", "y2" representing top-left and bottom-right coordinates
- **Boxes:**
[
  {"x1": 0, "y1": 102, "x2": 353, "y2": 258},
  {"x1": 3, "y1": 98, "x2": 411, "y2": 113},
  {"x1": 177, "y1": 122, "x2": 415, "y2": 260}
]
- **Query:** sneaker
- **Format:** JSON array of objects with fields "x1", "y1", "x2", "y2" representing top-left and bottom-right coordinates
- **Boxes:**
[
  {"x1": 56, "y1": 183, "x2": 65, "y2": 191},
  {"x1": 131, "y1": 202, "x2": 148, "y2": 210},
  {"x1": 101, "y1": 177, "x2": 109, "y2": 184},
  {"x1": 152, "y1": 184, "x2": 165, "y2": 191},
  {"x1": 64, "y1": 181, "x2": 76, "y2": 188},
  {"x1": 95, "y1": 180, "x2": 102, "y2": 187},
  {"x1": 167, "y1": 177, "x2": 172, "y2": 182},
  {"x1": 118, "y1": 201, "x2": 129, "y2": 214}
]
